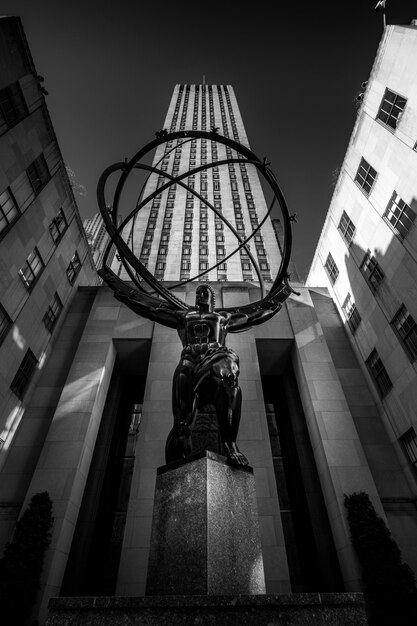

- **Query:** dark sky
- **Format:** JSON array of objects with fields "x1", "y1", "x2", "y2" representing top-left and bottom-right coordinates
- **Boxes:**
[{"x1": 3, "y1": 1, "x2": 417, "y2": 279}]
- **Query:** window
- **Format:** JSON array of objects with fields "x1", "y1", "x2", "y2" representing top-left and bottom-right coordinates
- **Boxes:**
[
  {"x1": 366, "y1": 349, "x2": 392, "y2": 397},
  {"x1": 342, "y1": 293, "x2": 361, "y2": 333},
  {"x1": 338, "y1": 211, "x2": 356, "y2": 245},
  {"x1": 19, "y1": 248, "x2": 44, "y2": 290},
  {"x1": 199, "y1": 262, "x2": 208, "y2": 270},
  {"x1": 391, "y1": 305, "x2": 417, "y2": 361},
  {"x1": 200, "y1": 247, "x2": 208, "y2": 256},
  {"x1": 0, "y1": 187, "x2": 19, "y2": 235},
  {"x1": 10, "y1": 349, "x2": 38, "y2": 399},
  {"x1": 49, "y1": 209, "x2": 67, "y2": 243},
  {"x1": 260, "y1": 262, "x2": 269, "y2": 271},
  {"x1": 355, "y1": 158, "x2": 377, "y2": 195},
  {"x1": 216, "y1": 234, "x2": 224, "y2": 242},
  {"x1": 377, "y1": 88, "x2": 407, "y2": 130},
  {"x1": 183, "y1": 247, "x2": 191, "y2": 256},
  {"x1": 361, "y1": 250, "x2": 384, "y2": 290},
  {"x1": 384, "y1": 192, "x2": 415, "y2": 239},
  {"x1": 399, "y1": 428, "x2": 417, "y2": 470},
  {"x1": 324, "y1": 252, "x2": 339, "y2": 285},
  {"x1": 0, "y1": 82, "x2": 27, "y2": 127},
  {"x1": 0, "y1": 303, "x2": 12, "y2": 345},
  {"x1": 26, "y1": 154, "x2": 50, "y2": 193},
  {"x1": 217, "y1": 246, "x2": 225, "y2": 256},
  {"x1": 156, "y1": 262, "x2": 165, "y2": 270},
  {"x1": 159, "y1": 247, "x2": 167, "y2": 256},
  {"x1": 43, "y1": 293, "x2": 63, "y2": 332},
  {"x1": 242, "y1": 262, "x2": 251, "y2": 271},
  {"x1": 181, "y1": 261, "x2": 190, "y2": 271},
  {"x1": 66, "y1": 251, "x2": 81, "y2": 284}
]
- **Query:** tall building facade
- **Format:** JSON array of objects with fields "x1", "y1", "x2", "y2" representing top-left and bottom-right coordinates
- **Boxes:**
[
  {"x1": 307, "y1": 21, "x2": 417, "y2": 569},
  {"x1": 0, "y1": 15, "x2": 97, "y2": 561},
  {"x1": 84, "y1": 210, "x2": 118, "y2": 271},
  {"x1": 111, "y1": 84, "x2": 280, "y2": 284},
  {"x1": 2, "y1": 20, "x2": 417, "y2": 626}
]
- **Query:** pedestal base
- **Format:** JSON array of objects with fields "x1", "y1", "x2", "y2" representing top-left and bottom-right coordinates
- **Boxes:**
[
  {"x1": 47, "y1": 593, "x2": 367, "y2": 625},
  {"x1": 146, "y1": 450, "x2": 265, "y2": 595}
]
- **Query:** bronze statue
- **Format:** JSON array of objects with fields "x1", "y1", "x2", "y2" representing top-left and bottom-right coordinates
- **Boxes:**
[
  {"x1": 97, "y1": 129, "x2": 295, "y2": 468},
  {"x1": 107, "y1": 280, "x2": 283, "y2": 467}
]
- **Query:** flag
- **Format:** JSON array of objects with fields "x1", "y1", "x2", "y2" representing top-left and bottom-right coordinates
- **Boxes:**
[{"x1": 375, "y1": 0, "x2": 387, "y2": 11}]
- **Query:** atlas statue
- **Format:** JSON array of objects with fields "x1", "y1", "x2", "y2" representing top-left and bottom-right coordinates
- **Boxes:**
[{"x1": 97, "y1": 129, "x2": 295, "y2": 468}]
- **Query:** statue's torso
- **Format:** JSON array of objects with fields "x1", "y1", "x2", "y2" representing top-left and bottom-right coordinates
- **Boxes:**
[{"x1": 178, "y1": 311, "x2": 229, "y2": 355}]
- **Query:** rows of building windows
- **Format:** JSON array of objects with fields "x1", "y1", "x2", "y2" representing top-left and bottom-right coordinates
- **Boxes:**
[
  {"x1": 0, "y1": 80, "x2": 28, "y2": 133},
  {"x1": 354, "y1": 158, "x2": 415, "y2": 242},
  {"x1": 342, "y1": 293, "x2": 362, "y2": 334},
  {"x1": 6, "y1": 290, "x2": 65, "y2": 398},
  {"x1": 170, "y1": 85, "x2": 184, "y2": 133},
  {"x1": 0, "y1": 151, "x2": 52, "y2": 239},
  {"x1": 320, "y1": 84, "x2": 416, "y2": 473},
  {"x1": 376, "y1": 88, "x2": 407, "y2": 131},
  {"x1": 223, "y1": 86, "x2": 240, "y2": 143}
]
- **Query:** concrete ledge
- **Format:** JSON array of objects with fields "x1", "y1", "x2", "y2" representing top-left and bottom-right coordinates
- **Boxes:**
[{"x1": 47, "y1": 593, "x2": 367, "y2": 625}]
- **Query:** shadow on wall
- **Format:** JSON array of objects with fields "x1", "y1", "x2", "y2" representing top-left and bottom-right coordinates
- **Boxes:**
[{"x1": 341, "y1": 209, "x2": 417, "y2": 420}]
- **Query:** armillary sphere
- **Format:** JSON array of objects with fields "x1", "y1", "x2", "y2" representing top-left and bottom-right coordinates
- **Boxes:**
[{"x1": 97, "y1": 129, "x2": 297, "y2": 316}]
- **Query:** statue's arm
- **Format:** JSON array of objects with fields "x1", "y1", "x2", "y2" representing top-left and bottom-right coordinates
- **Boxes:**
[
  {"x1": 114, "y1": 290, "x2": 184, "y2": 329},
  {"x1": 226, "y1": 303, "x2": 282, "y2": 333},
  {"x1": 98, "y1": 267, "x2": 185, "y2": 329}
]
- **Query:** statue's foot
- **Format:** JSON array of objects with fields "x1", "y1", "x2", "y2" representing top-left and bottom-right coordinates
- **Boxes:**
[{"x1": 224, "y1": 442, "x2": 249, "y2": 468}]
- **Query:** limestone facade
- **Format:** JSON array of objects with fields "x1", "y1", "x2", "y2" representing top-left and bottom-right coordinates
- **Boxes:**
[
  {"x1": 0, "y1": 16, "x2": 97, "y2": 553},
  {"x1": 307, "y1": 22, "x2": 417, "y2": 565}
]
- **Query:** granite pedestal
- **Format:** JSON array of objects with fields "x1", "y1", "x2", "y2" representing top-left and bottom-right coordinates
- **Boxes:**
[
  {"x1": 46, "y1": 450, "x2": 368, "y2": 625},
  {"x1": 145, "y1": 450, "x2": 266, "y2": 595}
]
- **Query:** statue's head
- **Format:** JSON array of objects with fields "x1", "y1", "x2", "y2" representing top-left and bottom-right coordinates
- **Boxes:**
[{"x1": 195, "y1": 284, "x2": 215, "y2": 312}]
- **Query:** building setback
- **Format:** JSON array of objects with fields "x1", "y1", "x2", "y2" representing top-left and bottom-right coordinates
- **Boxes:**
[
  {"x1": 0, "y1": 17, "x2": 417, "y2": 626},
  {"x1": 307, "y1": 21, "x2": 417, "y2": 574}
]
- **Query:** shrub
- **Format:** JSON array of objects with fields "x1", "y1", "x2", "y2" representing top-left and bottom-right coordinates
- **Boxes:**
[
  {"x1": 0, "y1": 491, "x2": 53, "y2": 625},
  {"x1": 344, "y1": 491, "x2": 417, "y2": 625}
]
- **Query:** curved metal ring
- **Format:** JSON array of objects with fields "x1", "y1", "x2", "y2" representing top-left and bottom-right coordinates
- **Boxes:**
[{"x1": 97, "y1": 130, "x2": 293, "y2": 314}]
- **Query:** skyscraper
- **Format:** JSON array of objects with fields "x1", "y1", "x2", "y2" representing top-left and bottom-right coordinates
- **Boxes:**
[
  {"x1": 84, "y1": 210, "x2": 119, "y2": 271},
  {"x1": 111, "y1": 85, "x2": 280, "y2": 284}
]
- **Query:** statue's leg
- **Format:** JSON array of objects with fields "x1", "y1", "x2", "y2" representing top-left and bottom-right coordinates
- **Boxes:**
[
  {"x1": 165, "y1": 360, "x2": 196, "y2": 464},
  {"x1": 214, "y1": 381, "x2": 248, "y2": 468}
]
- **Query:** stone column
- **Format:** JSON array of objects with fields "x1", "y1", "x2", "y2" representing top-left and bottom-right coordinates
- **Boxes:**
[
  {"x1": 22, "y1": 296, "x2": 120, "y2": 622},
  {"x1": 287, "y1": 288, "x2": 385, "y2": 590}
]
